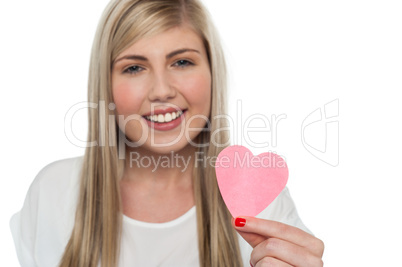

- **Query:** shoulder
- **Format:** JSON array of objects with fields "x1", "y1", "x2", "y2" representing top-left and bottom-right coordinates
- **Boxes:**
[
  {"x1": 24, "y1": 155, "x2": 84, "y2": 228},
  {"x1": 33, "y1": 156, "x2": 84, "y2": 189},
  {"x1": 10, "y1": 156, "x2": 84, "y2": 267},
  {"x1": 22, "y1": 156, "x2": 84, "y2": 207},
  {"x1": 14, "y1": 156, "x2": 84, "y2": 213}
]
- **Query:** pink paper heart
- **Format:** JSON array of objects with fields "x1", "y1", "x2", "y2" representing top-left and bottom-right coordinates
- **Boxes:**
[{"x1": 215, "y1": 145, "x2": 288, "y2": 218}]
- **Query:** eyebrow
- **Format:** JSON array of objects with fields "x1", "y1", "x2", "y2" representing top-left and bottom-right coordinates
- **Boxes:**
[{"x1": 113, "y1": 48, "x2": 200, "y2": 65}]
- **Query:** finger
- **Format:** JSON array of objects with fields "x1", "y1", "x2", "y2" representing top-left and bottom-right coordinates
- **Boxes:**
[
  {"x1": 233, "y1": 216, "x2": 324, "y2": 256},
  {"x1": 231, "y1": 217, "x2": 267, "y2": 248},
  {"x1": 253, "y1": 257, "x2": 293, "y2": 267},
  {"x1": 251, "y1": 237, "x2": 323, "y2": 267},
  {"x1": 236, "y1": 230, "x2": 266, "y2": 249},
  {"x1": 233, "y1": 216, "x2": 310, "y2": 246}
]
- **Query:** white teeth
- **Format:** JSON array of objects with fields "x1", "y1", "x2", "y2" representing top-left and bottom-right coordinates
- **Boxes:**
[
  {"x1": 146, "y1": 111, "x2": 183, "y2": 123},
  {"x1": 165, "y1": 113, "x2": 172, "y2": 122},
  {"x1": 157, "y1": 114, "x2": 165, "y2": 123}
]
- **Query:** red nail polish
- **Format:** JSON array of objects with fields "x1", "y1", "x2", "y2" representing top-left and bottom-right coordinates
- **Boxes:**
[{"x1": 235, "y1": 217, "x2": 246, "y2": 227}]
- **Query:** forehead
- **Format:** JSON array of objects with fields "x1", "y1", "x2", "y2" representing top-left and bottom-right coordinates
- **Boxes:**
[{"x1": 118, "y1": 25, "x2": 206, "y2": 57}]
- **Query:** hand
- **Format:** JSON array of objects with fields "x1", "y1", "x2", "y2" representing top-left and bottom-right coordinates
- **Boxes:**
[{"x1": 232, "y1": 217, "x2": 324, "y2": 267}]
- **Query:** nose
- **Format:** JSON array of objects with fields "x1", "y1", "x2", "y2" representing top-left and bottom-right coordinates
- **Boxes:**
[{"x1": 148, "y1": 70, "x2": 176, "y2": 102}]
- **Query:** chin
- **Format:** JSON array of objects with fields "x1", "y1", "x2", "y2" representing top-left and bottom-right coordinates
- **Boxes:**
[{"x1": 142, "y1": 139, "x2": 195, "y2": 155}]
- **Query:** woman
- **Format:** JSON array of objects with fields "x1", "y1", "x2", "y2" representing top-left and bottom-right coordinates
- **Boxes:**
[{"x1": 10, "y1": 0, "x2": 324, "y2": 266}]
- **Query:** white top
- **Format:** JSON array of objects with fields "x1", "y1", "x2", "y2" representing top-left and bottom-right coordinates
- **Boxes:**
[{"x1": 10, "y1": 157, "x2": 311, "y2": 267}]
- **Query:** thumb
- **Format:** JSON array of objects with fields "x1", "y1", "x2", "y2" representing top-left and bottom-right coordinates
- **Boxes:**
[{"x1": 232, "y1": 217, "x2": 266, "y2": 248}]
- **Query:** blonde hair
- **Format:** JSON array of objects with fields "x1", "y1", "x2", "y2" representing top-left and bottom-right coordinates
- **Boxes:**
[{"x1": 59, "y1": 0, "x2": 241, "y2": 266}]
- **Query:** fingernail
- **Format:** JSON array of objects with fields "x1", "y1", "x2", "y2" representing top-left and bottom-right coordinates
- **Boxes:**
[
  {"x1": 250, "y1": 261, "x2": 254, "y2": 267},
  {"x1": 235, "y1": 217, "x2": 246, "y2": 227}
]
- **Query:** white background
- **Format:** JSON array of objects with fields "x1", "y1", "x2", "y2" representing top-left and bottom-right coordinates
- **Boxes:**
[{"x1": 1, "y1": 0, "x2": 401, "y2": 266}]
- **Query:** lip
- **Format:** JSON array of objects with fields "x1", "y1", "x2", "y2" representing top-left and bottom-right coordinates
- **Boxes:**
[
  {"x1": 143, "y1": 110, "x2": 186, "y2": 131},
  {"x1": 142, "y1": 107, "x2": 185, "y2": 117}
]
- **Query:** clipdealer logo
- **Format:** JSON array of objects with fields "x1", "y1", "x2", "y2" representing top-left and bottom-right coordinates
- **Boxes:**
[{"x1": 301, "y1": 99, "x2": 339, "y2": 167}]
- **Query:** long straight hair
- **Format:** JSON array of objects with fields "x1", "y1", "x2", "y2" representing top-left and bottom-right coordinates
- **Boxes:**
[{"x1": 59, "y1": 0, "x2": 242, "y2": 266}]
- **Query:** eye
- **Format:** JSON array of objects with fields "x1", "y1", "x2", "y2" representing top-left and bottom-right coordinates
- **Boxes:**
[
  {"x1": 173, "y1": 59, "x2": 194, "y2": 68},
  {"x1": 123, "y1": 65, "x2": 144, "y2": 75}
]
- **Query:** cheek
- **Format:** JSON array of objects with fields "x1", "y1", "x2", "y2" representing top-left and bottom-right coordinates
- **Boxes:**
[
  {"x1": 112, "y1": 81, "x2": 146, "y2": 116},
  {"x1": 182, "y1": 72, "x2": 212, "y2": 113},
  {"x1": 179, "y1": 72, "x2": 212, "y2": 134},
  {"x1": 112, "y1": 80, "x2": 149, "y2": 141}
]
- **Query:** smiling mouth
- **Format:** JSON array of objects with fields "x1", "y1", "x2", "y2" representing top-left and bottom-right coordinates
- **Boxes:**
[{"x1": 144, "y1": 110, "x2": 185, "y2": 123}]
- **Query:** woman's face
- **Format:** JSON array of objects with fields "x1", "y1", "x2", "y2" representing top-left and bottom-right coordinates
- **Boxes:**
[{"x1": 111, "y1": 25, "x2": 211, "y2": 154}]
